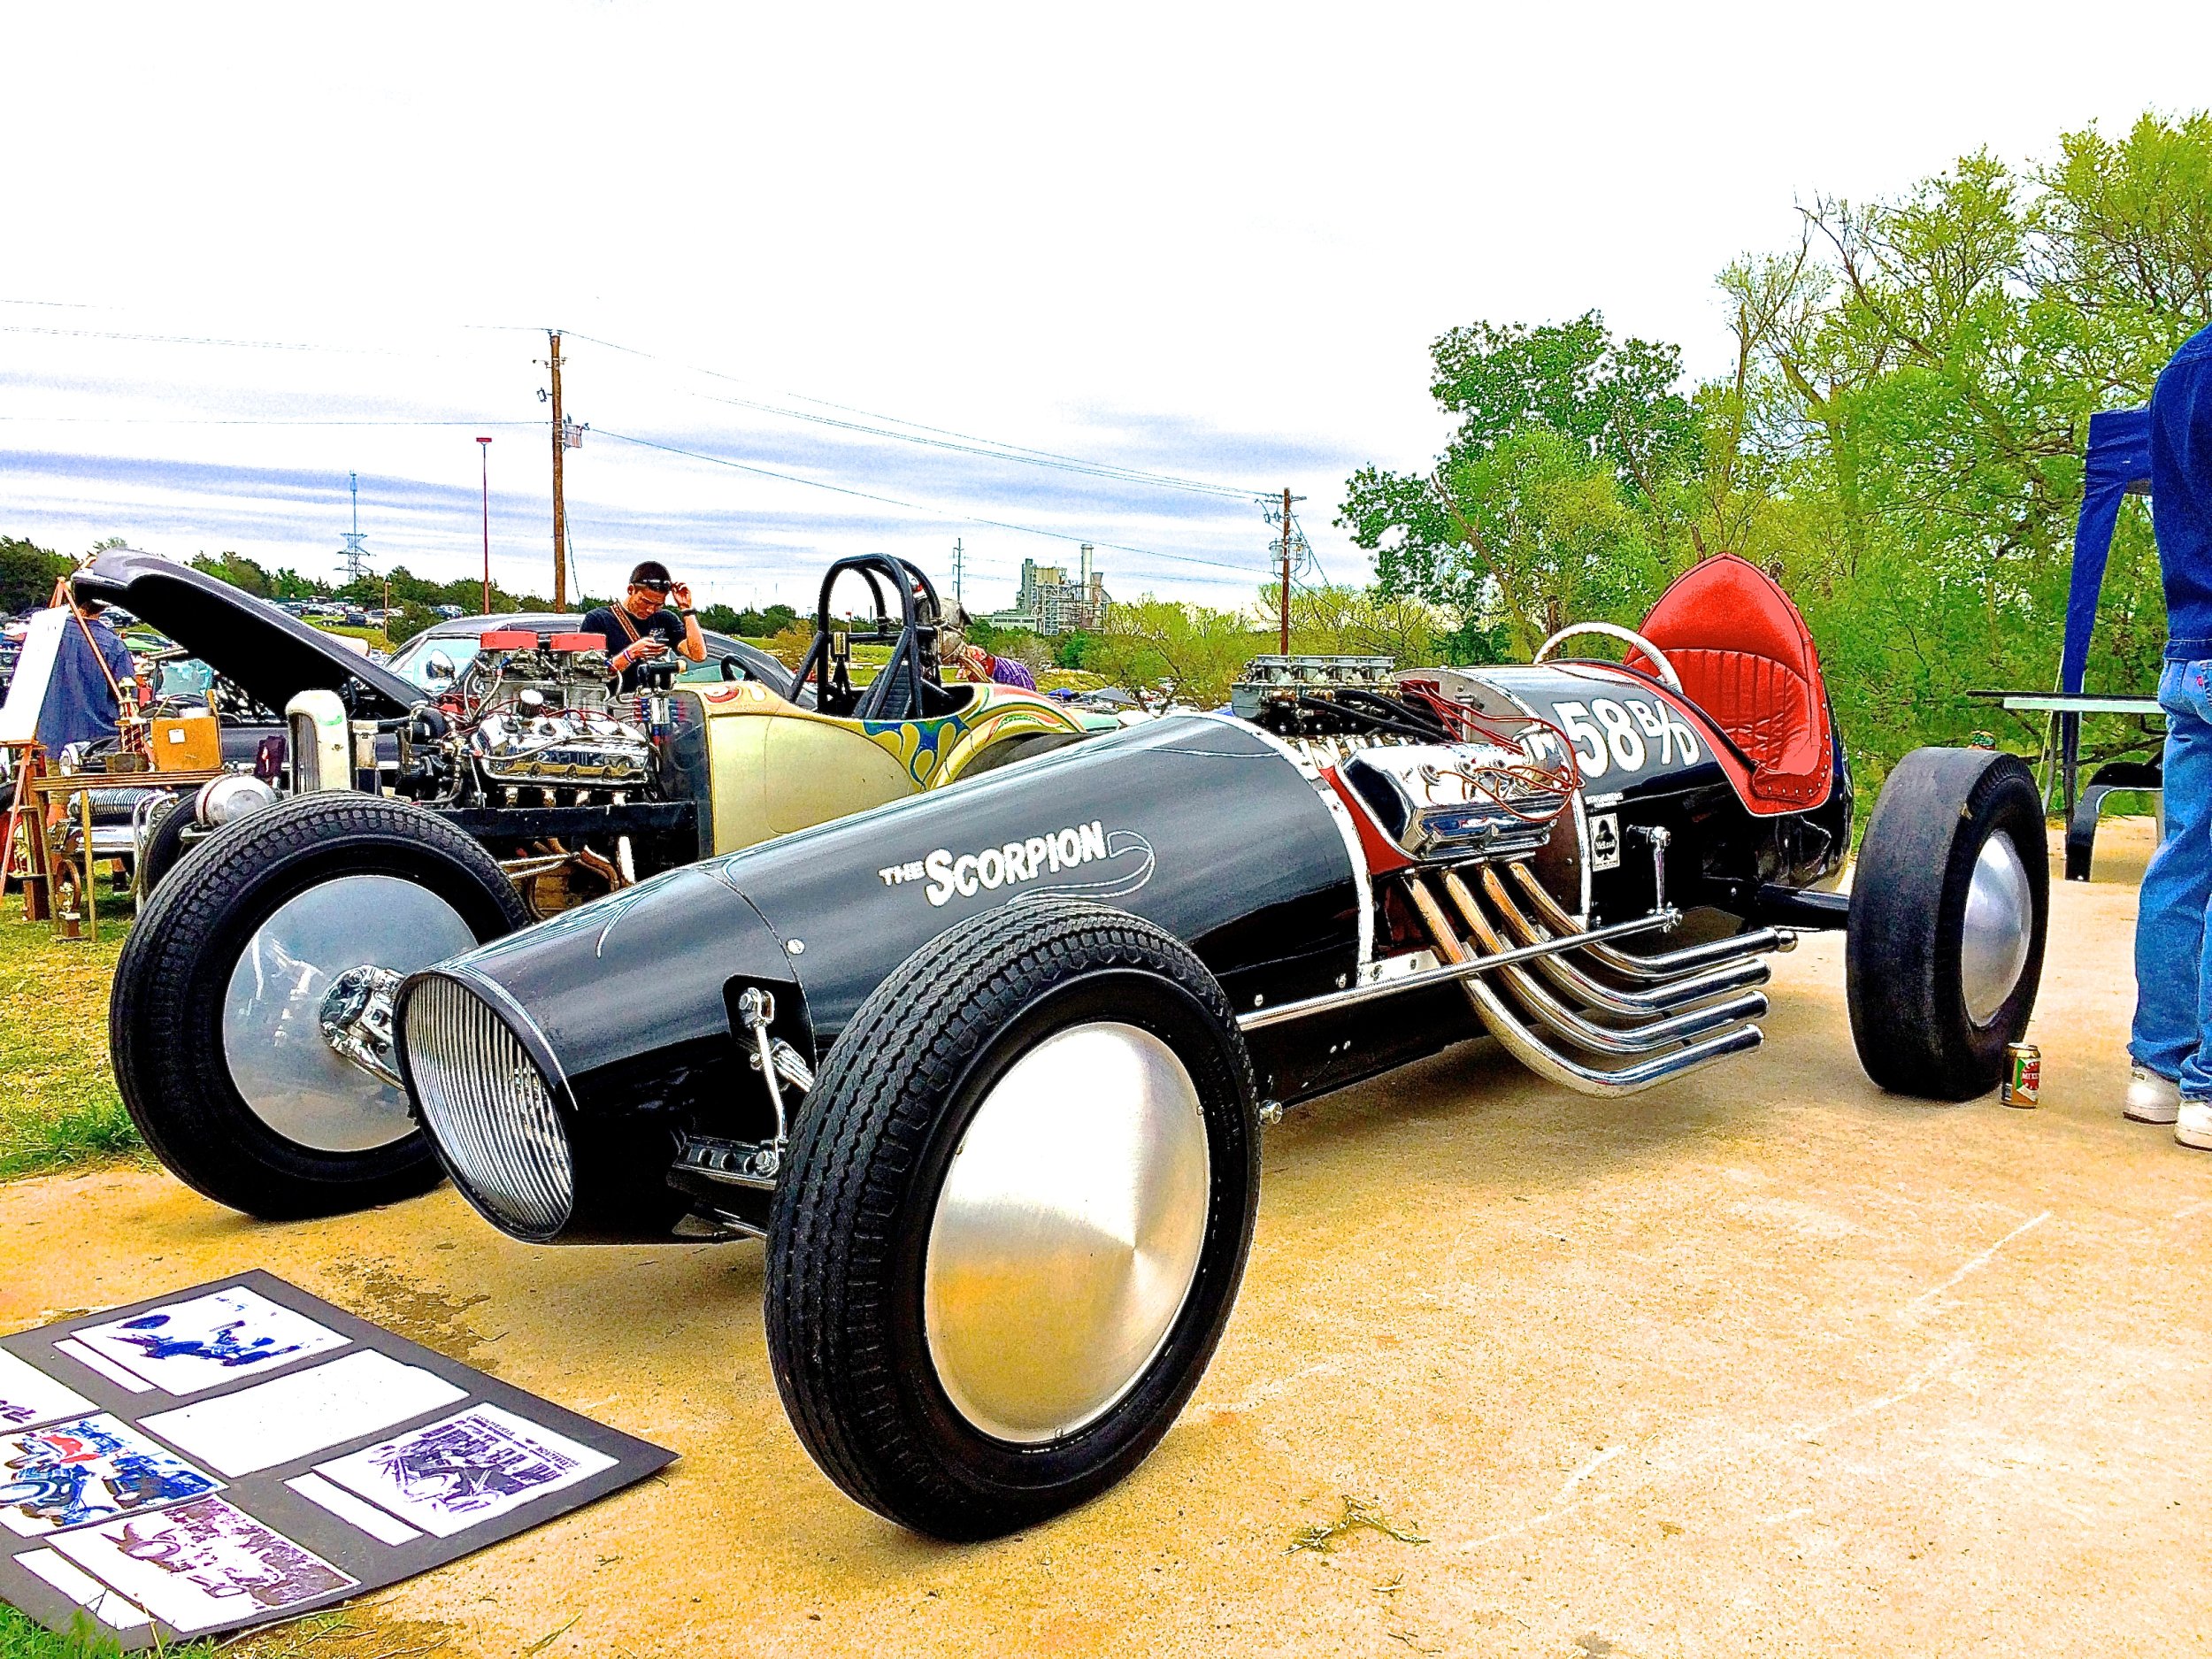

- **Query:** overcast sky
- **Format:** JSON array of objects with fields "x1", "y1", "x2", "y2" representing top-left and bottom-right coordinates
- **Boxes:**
[{"x1": 5, "y1": 2, "x2": 2209, "y2": 614}]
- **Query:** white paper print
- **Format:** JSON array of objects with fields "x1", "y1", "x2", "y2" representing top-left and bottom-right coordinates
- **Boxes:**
[
  {"x1": 50, "y1": 1495, "x2": 356, "y2": 1633},
  {"x1": 0, "y1": 1350, "x2": 95, "y2": 1431},
  {"x1": 143, "y1": 1350, "x2": 466, "y2": 1477},
  {"x1": 285, "y1": 1471, "x2": 422, "y2": 1545},
  {"x1": 12, "y1": 1547, "x2": 150, "y2": 1630},
  {"x1": 0, "y1": 1413, "x2": 223, "y2": 1537},
  {"x1": 317, "y1": 1403, "x2": 615, "y2": 1538},
  {"x1": 73, "y1": 1287, "x2": 348, "y2": 1395},
  {"x1": 52, "y1": 1340, "x2": 152, "y2": 1394}
]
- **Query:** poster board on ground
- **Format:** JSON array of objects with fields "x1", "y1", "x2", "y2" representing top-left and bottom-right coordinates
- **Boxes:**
[{"x1": 0, "y1": 1270, "x2": 674, "y2": 1648}]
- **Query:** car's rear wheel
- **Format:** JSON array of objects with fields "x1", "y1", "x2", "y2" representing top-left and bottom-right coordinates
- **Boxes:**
[
  {"x1": 1846, "y1": 748, "x2": 2047, "y2": 1099},
  {"x1": 764, "y1": 899, "x2": 1260, "y2": 1540},
  {"x1": 111, "y1": 794, "x2": 531, "y2": 1218}
]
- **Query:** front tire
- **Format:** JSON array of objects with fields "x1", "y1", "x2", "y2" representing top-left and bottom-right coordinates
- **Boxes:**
[
  {"x1": 111, "y1": 794, "x2": 532, "y2": 1219},
  {"x1": 1847, "y1": 748, "x2": 2047, "y2": 1099},
  {"x1": 765, "y1": 899, "x2": 1260, "y2": 1540}
]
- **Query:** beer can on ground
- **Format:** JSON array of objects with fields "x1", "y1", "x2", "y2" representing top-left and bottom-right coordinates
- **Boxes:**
[{"x1": 2001, "y1": 1042, "x2": 2041, "y2": 1109}]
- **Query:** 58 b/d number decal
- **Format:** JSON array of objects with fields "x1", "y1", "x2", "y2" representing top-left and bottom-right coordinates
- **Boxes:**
[{"x1": 1545, "y1": 697, "x2": 1701, "y2": 779}]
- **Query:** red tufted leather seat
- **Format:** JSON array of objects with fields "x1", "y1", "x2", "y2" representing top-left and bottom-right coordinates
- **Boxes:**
[{"x1": 1630, "y1": 555, "x2": 1832, "y2": 809}]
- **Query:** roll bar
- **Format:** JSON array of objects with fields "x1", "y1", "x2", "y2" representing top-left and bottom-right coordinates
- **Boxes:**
[{"x1": 788, "y1": 554, "x2": 945, "y2": 721}]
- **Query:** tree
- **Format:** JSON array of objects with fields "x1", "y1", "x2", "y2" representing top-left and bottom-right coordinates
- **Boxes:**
[
  {"x1": 1343, "y1": 311, "x2": 1698, "y2": 650},
  {"x1": 0, "y1": 535, "x2": 73, "y2": 613},
  {"x1": 1091, "y1": 597, "x2": 1260, "y2": 706},
  {"x1": 190, "y1": 551, "x2": 273, "y2": 597},
  {"x1": 1342, "y1": 109, "x2": 2212, "y2": 786}
]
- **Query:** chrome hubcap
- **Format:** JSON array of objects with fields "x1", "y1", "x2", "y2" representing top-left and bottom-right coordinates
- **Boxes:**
[
  {"x1": 923, "y1": 1022, "x2": 1210, "y2": 1445},
  {"x1": 1960, "y1": 831, "x2": 2033, "y2": 1025},
  {"x1": 222, "y1": 874, "x2": 476, "y2": 1152}
]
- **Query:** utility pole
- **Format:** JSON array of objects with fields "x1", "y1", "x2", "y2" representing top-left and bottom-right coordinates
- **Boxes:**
[
  {"x1": 548, "y1": 330, "x2": 567, "y2": 611},
  {"x1": 477, "y1": 436, "x2": 494, "y2": 614},
  {"x1": 951, "y1": 538, "x2": 964, "y2": 611},
  {"x1": 1279, "y1": 486, "x2": 1294, "y2": 655}
]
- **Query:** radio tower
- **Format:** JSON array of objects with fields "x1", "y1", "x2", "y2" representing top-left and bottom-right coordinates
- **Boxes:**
[{"x1": 337, "y1": 472, "x2": 372, "y2": 584}]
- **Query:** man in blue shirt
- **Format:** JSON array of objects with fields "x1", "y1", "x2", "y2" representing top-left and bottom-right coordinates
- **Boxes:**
[
  {"x1": 35, "y1": 601, "x2": 137, "y2": 754},
  {"x1": 2128, "y1": 322, "x2": 2212, "y2": 1149}
]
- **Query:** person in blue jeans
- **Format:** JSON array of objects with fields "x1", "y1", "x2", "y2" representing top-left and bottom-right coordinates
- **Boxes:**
[{"x1": 2130, "y1": 321, "x2": 2212, "y2": 1148}]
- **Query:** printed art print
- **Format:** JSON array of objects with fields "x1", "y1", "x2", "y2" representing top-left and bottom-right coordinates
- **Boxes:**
[
  {"x1": 317, "y1": 1403, "x2": 616, "y2": 1538},
  {"x1": 49, "y1": 1495, "x2": 355, "y2": 1634},
  {"x1": 72, "y1": 1286, "x2": 348, "y2": 1394},
  {"x1": 0, "y1": 1349, "x2": 95, "y2": 1431},
  {"x1": 0, "y1": 1413, "x2": 221, "y2": 1536}
]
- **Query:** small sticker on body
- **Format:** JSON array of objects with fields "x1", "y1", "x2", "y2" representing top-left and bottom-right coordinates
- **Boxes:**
[{"x1": 1588, "y1": 812, "x2": 1622, "y2": 872}]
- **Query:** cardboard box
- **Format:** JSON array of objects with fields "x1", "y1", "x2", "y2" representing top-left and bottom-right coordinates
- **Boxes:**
[{"x1": 151, "y1": 715, "x2": 221, "y2": 772}]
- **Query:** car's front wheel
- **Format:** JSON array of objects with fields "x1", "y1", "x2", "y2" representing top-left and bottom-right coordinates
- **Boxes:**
[
  {"x1": 111, "y1": 794, "x2": 531, "y2": 1218},
  {"x1": 764, "y1": 899, "x2": 1260, "y2": 1540}
]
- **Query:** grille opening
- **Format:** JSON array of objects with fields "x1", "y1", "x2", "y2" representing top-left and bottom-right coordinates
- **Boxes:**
[{"x1": 403, "y1": 975, "x2": 575, "y2": 1237}]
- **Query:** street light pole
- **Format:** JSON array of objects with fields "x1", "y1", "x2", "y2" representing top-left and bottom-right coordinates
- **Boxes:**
[{"x1": 476, "y1": 436, "x2": 493, "y2": 615}]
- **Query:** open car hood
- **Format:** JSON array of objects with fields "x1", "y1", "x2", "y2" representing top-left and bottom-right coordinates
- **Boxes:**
[{"x1": 73, "y1": 549, "x2": 423, "y2": 719}]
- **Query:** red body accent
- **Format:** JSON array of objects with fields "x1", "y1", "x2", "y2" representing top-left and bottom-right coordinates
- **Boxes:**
[
  {"x1": 1319, "y1": 765, "x2": 1416, "y2": 875},
  {"x1": 1628, "y1": 555, "x2": 1833, "y2": 812},
  {"x1": 549, "y1": 633, "x2": 602, "y2": 652},
  {"x1": 478, "y1": 630, "x2": 539, "y2": 651}
]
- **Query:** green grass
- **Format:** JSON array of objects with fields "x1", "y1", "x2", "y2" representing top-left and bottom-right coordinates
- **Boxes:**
[
  {"x1": 0, "y1": 889, "x2": 144, "y2": 1181},
  {"x1": 0, "y1": 1604, "x2": 222, "y2": 1658}
]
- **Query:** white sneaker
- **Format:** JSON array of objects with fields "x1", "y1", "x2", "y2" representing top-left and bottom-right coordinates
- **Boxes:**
[
  {"x1": 2126, "y1": 1068, "x2": 2182, "y2": 1125},
  {"x1": 2179, "y1": 1103, "x2": 2212, "y2": 1151}
]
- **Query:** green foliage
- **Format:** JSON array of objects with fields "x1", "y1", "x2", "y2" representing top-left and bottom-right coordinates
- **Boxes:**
[
  {"x1": 1053, "y1": 628, "x2": 1100, "y2": 670},
  {"x1": 0, "y1": 535, "x2": 73, "y2": 613},
  {"x1": 188, "y1": 550, "x2": 272, "y2": 596},
  {"x1": 1342, "y1": 108, "x2": 2212, "y2": 787},
  {"x1": 1093, "y1": 596, "x2": 1262, "y2": 706},
  {"x1": 697, "y1": 603, "x2": 795, "y2": 637},
  {"x1": 384, "y1": 602, "x2": 441, "y2": 645},
  {"x1": 1346, "y1": 312, "x2": 1694, "y2": 656}
]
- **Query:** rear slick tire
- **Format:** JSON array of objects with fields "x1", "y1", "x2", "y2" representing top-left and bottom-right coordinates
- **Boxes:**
[
  {"x1": 1846, "y1": 748, "x2": 2047, "y2": 1100},
  {"x1": 110, "y1": 794, "x2": 531, "y2": 1220},
  {"x1": 764, "y1": 898, "x2": 1260, "y2": 1540}
]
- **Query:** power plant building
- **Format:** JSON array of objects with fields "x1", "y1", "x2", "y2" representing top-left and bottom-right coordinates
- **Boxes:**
[{"x1": 993, "y1": 545, "x2": 1110, "y2": 634}]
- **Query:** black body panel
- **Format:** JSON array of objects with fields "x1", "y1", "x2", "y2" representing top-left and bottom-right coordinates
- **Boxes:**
[
  {"x1": 718, "y1": 715, "x2": 1360, "y2": 1048},
  {"x1": 408, "y1": 716, "x2": 1371, "y2": 1237}
]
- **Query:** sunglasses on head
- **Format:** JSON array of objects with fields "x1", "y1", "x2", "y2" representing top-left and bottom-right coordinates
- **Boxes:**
[{"x1": 630, "y1": 579, "x2": 673, "y2": 594}]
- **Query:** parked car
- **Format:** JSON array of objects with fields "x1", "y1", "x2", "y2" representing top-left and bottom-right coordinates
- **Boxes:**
[{"x1": 106, "y1": 553, "x2": 2045, "y2": 1540}]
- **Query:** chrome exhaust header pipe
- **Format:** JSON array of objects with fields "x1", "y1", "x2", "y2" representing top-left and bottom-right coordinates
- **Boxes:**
[
  {"x1": 1404, "y1": 876, "x2": 1763, "y2": 1098},
  {"x1": 1479, "y1": 866, "x2": 1770, "y2": 1014},
  {"x1": 1439, "y1": 873, "x2": 1768, "y2": 1056},
  {"x1": 1507, "y1": 861, "x2": 1795, "y2": 981}
]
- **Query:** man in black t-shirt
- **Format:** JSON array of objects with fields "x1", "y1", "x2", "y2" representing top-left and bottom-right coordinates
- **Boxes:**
[{"x1": 580, "y1": 560, "x2": 708, "y2": 691}]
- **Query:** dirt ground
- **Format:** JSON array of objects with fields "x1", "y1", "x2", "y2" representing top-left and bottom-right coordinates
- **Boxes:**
[{"x1": 3, "y1": 819, "x2": 2204, "y2": 1658}]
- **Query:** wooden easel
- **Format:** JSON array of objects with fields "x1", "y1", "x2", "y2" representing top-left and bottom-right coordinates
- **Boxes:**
[{"x1": 2, "y1": 741, "x2": 55, "y2": 921}]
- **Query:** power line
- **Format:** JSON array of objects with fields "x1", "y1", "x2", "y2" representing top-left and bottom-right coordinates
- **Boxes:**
[
  {"x1": 592, "y1": 426, "x2": 1260, "y2": 578},
  {"x1": 0, "y1": 416, "x2": 546, "y2": 428},
  {"x1": 0, "y1": 322, "x2": 403, "y2": 355},
  {"x1": 557, "y1": 328, "x2": 1269, "y2": 503}
]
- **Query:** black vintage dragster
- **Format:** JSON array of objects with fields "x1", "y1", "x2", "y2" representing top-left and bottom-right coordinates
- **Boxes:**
[{"x1": 111, "y1": 557, "x2": 2047, "y2": 1538}]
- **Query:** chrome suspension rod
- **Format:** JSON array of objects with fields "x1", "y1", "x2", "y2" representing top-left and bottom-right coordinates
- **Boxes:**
[
  {"x1": 1479, "y1": 865, "x2": 1770, "y2": 1015},
  {"x1": 1508, "y1": 861, "x2": 1795, "y2": 981},
  {"x1": 1236, "y1": 903, "x2": 1679, "y2": 1032},
  {"x1": 1438, "y1": 872, "x2": 1768, "y2": 1057}
]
